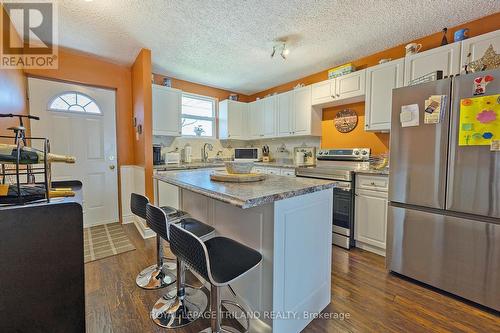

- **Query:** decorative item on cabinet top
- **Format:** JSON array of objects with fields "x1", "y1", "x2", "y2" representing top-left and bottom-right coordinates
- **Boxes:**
[{"x1": 464, "y1": 44, "x2": 500, "y2": 74}]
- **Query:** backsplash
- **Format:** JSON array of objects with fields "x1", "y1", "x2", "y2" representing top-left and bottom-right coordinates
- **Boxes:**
[{"x1": 153, "y1": 135, "x2": 321, "y2": 162}]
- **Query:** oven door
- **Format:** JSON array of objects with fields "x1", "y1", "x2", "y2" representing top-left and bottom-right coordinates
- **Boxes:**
[{"x1": 332, "y1": 187, "x2": 354, "y2": 248}]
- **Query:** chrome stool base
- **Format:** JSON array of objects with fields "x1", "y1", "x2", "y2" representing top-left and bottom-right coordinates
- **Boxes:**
[
  {"x1": 135, "y1": 263, "x2": 176, "y2": 290},
  {"x1": 200, "y1": 327, "x2": 241, "y2": 333},
  {"x1": 150, "y1": 286, "x2": 208, "y2": 328}
]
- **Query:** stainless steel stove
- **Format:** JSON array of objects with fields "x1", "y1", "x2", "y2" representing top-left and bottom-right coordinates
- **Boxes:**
[{"x1": 296, "y1": 148, "x2": 370, "y2": 249}]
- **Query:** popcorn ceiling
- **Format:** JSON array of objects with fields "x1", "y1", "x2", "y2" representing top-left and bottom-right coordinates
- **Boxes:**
[{"x1": 57, "y1": 0, "x2": 499, "y2": 94}]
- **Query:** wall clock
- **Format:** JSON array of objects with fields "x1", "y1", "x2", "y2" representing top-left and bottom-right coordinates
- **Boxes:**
[{"x1": 334, "y1": 109, "x2": 358, "y2": 133}]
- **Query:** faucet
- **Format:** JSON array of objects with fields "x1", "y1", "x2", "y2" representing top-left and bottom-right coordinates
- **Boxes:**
[{"x1": 202, "y1": 143, "x2": 213, "y2": 162}]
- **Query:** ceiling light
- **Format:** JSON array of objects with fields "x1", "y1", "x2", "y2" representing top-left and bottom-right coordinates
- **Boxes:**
[{"x1": 271, "y1": 42, "x2": 290, "y2": 60}]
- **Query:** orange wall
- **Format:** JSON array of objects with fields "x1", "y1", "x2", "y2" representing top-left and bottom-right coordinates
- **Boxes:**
[
  {"x1": 24, "y1": 48, "x2": 135, "y2": 166},
  {"x1": 132, "y1": 49, "x2": 154, "y2": 201},
  {"x1": 153, "y1": 74, "x2": 250, "y2": 102},
  {"x1": 0, "y1": 5, "x2": 28, "y2": 141},
  {"x1": 249, "y1": 12, "x2": 500, "y2": 154},
  {"x1": 322, "y1": 102, "x2": 389, "y2": 154}
]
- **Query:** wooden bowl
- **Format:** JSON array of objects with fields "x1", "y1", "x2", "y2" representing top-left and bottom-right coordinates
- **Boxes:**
[{"x1": 224, "y1": 161, "x2": 254, "y2": 174}]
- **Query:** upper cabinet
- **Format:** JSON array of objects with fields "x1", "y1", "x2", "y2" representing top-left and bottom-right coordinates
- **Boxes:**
[
  {"x1": 152, "y1": 85, "x2": 182, "y2": 136},
  {"x1": 404, "y1": 42, "x2": 461, "y2": 86},
  {"x1": 277, "y1": 86, "x2": 321, "y2": 137},
  {"x1": 277, "y1": 90, "x2": 293, "y2": 136},
  {"x1": 219, "y1": 100, "x2": 248, "y2": 140},
  {"x1": 248, "y1": 96, "x2": 277, "y2": 139},
  {"x1": 460, "y1": 29, "x2": 500, "y2": 73},
  {"x1": 365, "y1": 59, "x2": 404, "y2": 132},
  {"x1": 311, "y1": 70, "x2": 366, "y2": 107}
]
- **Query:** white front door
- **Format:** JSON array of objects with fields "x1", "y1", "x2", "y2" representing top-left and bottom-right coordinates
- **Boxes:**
[{"x1": 28, "y1": 77, "x2": 118, "y2": 227}]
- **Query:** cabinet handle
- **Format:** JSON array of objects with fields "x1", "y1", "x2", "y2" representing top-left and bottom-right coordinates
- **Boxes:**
[
  {"x1": 331, "y1": 95, "x2": 335, "y2": 99},
  {"x1": 336, "y1": 94, "x2": 340, "y2": 97}
]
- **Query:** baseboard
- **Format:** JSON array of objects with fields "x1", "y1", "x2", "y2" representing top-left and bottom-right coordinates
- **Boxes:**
[
  {"x1": 132, "y1": 216, "x2": 156, "y2": 239},
  {"x1": 122, "y1": 214, "x2": 135, "y2": 224},
  {"x1": 355, "y1": 242, "x2": 386, "y2": 257},
  {"x1": 84, "y1": 219, "x2": 119, "y2": 228}
]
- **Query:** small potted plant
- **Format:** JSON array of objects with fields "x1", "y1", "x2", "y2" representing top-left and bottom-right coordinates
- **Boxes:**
[{"x1": 194, "y1": 125, "x2": 205, "y2": 136}]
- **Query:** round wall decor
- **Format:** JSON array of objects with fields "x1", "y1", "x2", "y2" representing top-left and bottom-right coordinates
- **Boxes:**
[{"x1": 334, "y1": 109, "x2": 358, "y2": 133}]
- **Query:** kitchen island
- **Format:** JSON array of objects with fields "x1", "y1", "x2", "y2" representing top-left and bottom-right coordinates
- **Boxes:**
[{"x1": 154, "y1": 169, "x2": 335, "y2": 333}]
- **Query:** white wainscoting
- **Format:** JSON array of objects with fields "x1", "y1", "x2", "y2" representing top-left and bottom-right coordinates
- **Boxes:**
[{"x1": 120, "y1": 165, "x2": 155, "y2": 239}]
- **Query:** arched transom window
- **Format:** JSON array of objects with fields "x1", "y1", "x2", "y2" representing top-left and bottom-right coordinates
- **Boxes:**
[{"x1": 48, "y1": 92, "x2": 102, "y2": 114}]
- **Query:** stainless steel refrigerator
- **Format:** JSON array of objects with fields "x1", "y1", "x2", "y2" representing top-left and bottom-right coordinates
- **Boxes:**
[{"x1": 387, "y1": 69, "x2": 500, "y2": 311}]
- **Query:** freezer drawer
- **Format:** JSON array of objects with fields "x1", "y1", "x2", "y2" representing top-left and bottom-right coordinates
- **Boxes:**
[
  {"x1": 387, "y1": 205, "x2": 500, "y2": 311},
  {"x1": 446, "y1": 69, "x2": 500, "y2": 218},
  {"x1": 389, "y1": 79, "x2": 451, "y2": 209}
]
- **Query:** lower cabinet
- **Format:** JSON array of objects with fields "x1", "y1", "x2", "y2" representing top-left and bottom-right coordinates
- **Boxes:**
[
  {"x1": 253, "y1": 166, "x2": 295, "y2": 176},
  {"x1": 354, "y1": 175, "x2": 388, "y2": 256}
]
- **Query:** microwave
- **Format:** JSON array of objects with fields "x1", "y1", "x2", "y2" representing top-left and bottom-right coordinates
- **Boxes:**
[{"x1": 234, "y1": 148, "x2": 261, "y2": 161}]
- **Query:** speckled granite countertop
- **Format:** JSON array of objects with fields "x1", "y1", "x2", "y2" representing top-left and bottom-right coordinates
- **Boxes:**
[
  {"x1": 154, "y1": 169, "x2": 336, "y2": 209},
  {"x1": 153, "y1": 161, "x2": 303, "y2": 171}
]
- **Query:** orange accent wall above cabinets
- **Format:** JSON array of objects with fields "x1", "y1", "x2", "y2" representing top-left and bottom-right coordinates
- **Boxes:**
[
  {"x1": 322, "y1": 103, "x2": 389, "y2": 155},
  {"x1": 250, "y1": 12, "x2": 500, "y2": 100},
  {"x1": 132, "y1": 49, "x2": 154, "y2": 201},
  {"x1": 24, "y1": 48, "x2": 135, "y2": 166},
  {"x1": 153, "y1": 74, "x2": 250, "y2": 102}
]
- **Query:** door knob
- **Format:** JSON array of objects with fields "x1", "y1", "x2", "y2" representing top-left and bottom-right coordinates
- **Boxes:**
[{"x1": 109, "y1": 165, "x2": 116, "y2": 170}]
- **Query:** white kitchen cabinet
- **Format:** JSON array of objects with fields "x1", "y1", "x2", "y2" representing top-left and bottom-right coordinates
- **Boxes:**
[
  {"x1": 253, "y1": 167, "x2": 267, "y2": 174},
  {"x1": 355, "y1": 174, "x2": 388, "y2": 256},
  {"x1": 248, "y1": 96, "x2": 277, "y2": 139},
  {"x1": 261, "y1": 96, "x2": 277, "y2": 138},
  {"x1": 248, "y1": 99, "x2": 262, "y2": 139},
  {"x1": 277, "y1": 91, "x2": 293, "y2": 136},
  {"x1": 404, "y1": 42, "x2": 461, "y2": 86},
  {"x1": 335, "y1": 70, "x2": 366, "y2": 100},
  {"x1": 266, "y1": 168, "x2": 280, "y2": 175},
  {"x1": 293, "y1": 85, "x2": 317, "y2": 135},
  {"x1": 152, "y1": 85, "x2": 182, "y2": 136},
  {"x1": 365, "y1": 59, "x2": 404, "y2": 132},
  {"x1": 280, "y1": 168, "x2": 295, "y2": 177},
  {"x1": 460, "y1": 29, "x2": 500, "y2": 73},
  {"x1": 219, "y1": 99, "x2": 248, "y2": 140},
  {"x1": 277, "y1": 86, "x2": 321, "y2": 137},
  {"x1": 311, "y1": 79, "x2": 335, "y2": 105},
  {"x1": 311, "y1": 70, "x2": 366, "y2": 107}
]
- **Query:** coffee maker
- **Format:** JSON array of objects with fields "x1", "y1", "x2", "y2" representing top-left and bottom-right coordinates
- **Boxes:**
[{"x1": 153, "y1": 145, "x2": 164, "y2": 165}]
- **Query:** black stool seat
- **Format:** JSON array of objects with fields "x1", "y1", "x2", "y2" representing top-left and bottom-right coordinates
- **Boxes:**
[
  {"x1": 180, "y1": 218, "x2": 215, "y2": 238},
  {"x1": 161, "y1": 206, "x2": 177, "y2": 216},
  {"x1": 205, "y1": 237, "x2": 262, "y2": 285}
]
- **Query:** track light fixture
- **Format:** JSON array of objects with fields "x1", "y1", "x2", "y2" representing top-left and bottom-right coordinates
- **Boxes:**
[{"x1": 271, "y1": 42, "x2": 290, "y2": 60}]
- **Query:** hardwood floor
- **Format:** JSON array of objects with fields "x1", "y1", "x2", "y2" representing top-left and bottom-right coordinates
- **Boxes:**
[{"x1": 85, "y1": 224, "x2": 500, "y2": 333}]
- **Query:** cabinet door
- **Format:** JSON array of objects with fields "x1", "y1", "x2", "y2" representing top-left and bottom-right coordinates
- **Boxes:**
[
  {"x1": 292, "y1": 86, "x2": 312, "y2": 135},
  {"x1": 355, "y1": 189, "x2": 388, "y2": 249},
  {"x1": 280, "y1": 169, "x2": 295, "y2": 177},
  {"x1": 249, "y1": 100, "x2": 262, "y2": 138},
  {"x1": 365, "y1": 59, "x2": 404, "y2": 131},
  {"x1": 311, "y1": 79, "x2": 335, "y2": 106},
  {"x1": 261, "y1": 96, "x2": 277, "y2": 138},
  {"x1": 460, "y1": 29, "x2": 500, "y2": 73},
  {"x1": 152, "y1": 85, "x2": 182, "y2": 136},
  {"x1": 266, "y1": 168, "x2": 280, "y2": 175},
  {"x1": 277, "y1": 91, "x2": 293, "y2": 136},
  {"x1": 335, "y1": 70, "x2": 366, "y2": 100},
  {"x1": 404, "y1": 43, "x2": 461, "y2": 86},
  {"x1": 228, "y1": 101, "x2": 247, "y2": 139}
]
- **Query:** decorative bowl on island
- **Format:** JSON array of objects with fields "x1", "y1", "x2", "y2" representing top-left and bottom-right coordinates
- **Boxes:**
[{"x1": 224, "y1": 161, "x2": 255, "y2": 174}]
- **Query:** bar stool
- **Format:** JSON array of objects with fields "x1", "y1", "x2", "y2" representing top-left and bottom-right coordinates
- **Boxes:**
[
  {"x1": 131, "y1": 193, "x2": 187, "y2": 290},
  {"x1": 169, "y1": 222, "x2": 262, "y2": 333},
  {"x1": 147, "y1": 203, "x2": 216, "y2": 329}
]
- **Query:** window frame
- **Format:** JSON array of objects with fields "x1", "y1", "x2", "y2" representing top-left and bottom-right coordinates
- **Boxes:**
[
  {"x1": 47, "y1": 91, "x2": 102, "y2": 116},
  {"x1": 180, "y1": 92, "x2": 217, "y2": 138}
]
